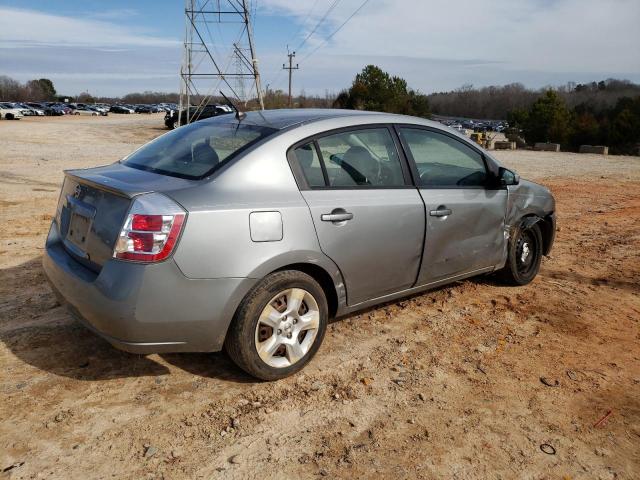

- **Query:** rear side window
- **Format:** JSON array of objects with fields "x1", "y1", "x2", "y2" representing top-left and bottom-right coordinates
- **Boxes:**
[
  {"x1": 294, "y1": 143, "x2": 326, "y2": 187},
  {"x1": 123, "y1": 122, "x2": 276, "y2": 179},
  {"x1": 399, "y1": 128, "x2": 487, "y2": 187},
  {"x1": 311, "y1": 128, "x2": 405, "y2": 187}
]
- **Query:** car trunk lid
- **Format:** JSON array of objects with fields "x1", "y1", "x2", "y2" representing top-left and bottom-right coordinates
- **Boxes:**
[{"x1": 55, "y1": 163, "x2": 195, "y2": 272}]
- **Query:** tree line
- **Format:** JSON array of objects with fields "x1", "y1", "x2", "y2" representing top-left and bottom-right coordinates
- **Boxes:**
[
  {"x1": 2, "y1": 70, "x2": 638, "y2": 154},
  {"x1": 428, "y1": 79, "x2": 640, "y2": 120},
  {"x1": 427, "y1": 78, "x2": 640, "y2": 154},
  {"x1": 508, "y1": 89, "x2": 640, "y2": 155},
  {"x1": 0, "y1": 76, "x2": 58, "y2": 102}
]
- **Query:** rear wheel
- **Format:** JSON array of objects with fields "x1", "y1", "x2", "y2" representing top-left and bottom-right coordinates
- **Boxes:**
[
  {"x1": 225, "y1": 271, "x2": 328, "y2": 380},
  {"x1": 497, "y1": 221, "x2": 543, "y2": 285}
]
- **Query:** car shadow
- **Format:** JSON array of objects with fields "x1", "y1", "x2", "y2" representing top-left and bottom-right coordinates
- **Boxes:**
[
  {"x1": 0, "y1": 257, "x2": 250, "y2": 383},
  {"x1": 9, "y1": 255, "x2": 614, "y2": 383},
  {"x1": 159, "y1": 352, "x2": 256, "y2": 383},
  {"x1": 0, "y1": 255, "x2": 169, "y2": 380}
]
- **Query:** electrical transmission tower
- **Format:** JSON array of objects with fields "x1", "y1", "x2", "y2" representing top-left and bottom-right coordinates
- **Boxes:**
[
  {"x1": 282, "y1": 49, "x2": 299, "y2": 108},
  {"x1": 233, "y1": 43, "x2": 248, "y2": 105},
  {"x1": 179, "y1": 0, "x2": 264, "y2": 125}
]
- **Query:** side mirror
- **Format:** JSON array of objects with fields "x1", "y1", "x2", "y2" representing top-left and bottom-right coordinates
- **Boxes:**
[{"x1": 498, "y1": 167, "x2": 519, "y2": 186}]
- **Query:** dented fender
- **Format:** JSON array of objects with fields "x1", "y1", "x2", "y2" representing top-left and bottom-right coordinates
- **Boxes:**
[{"x1": 497, "y1": 179, "x2": 556, "y2": 267}]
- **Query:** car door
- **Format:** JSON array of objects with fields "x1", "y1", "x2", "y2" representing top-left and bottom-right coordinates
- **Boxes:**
[
  {"x1": 289, "y1": 126, "x2": 425, "y2": 306},
  {"x1": 397, "y1": 127, "x2": 507, "y2": 285}
]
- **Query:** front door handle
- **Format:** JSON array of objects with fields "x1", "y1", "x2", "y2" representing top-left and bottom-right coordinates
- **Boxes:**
[
  {"x1": 429, "y1": 207, "x2": 452, "y2": 217},
  {"x1": 321, "y1": 211, "x2": 354, "y2": 222}
]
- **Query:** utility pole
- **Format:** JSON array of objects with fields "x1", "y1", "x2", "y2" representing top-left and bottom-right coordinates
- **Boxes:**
[{"x1": 282, "y1": 50, "x2": 299, "y2": 108}]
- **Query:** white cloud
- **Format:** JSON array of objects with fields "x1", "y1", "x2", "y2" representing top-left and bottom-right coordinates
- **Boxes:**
[
  {"x1": 1, "y1": 1, "x2": 639, "y2": 96},
  {"x1": 86, "y1": 8, "x2": 141, "y2": 21},
  {"x1": 261, "y1": 0, "x2": 640, "y2": 76},
  {"x1": 0, "y1": 7, "x2": 178, "y2": 48}
]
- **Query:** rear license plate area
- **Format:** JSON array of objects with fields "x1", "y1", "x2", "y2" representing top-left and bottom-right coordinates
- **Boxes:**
[{"x1": 67, "y1": 212, "x2": 91, "y2": 249}]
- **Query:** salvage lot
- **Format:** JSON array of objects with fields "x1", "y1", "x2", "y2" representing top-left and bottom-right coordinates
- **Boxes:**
[{"x1": 1, "y1": 114, "x2": 639, "y2": 479}]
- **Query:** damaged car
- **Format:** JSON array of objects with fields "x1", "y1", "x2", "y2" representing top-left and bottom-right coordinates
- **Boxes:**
[{"x1": 43, "y1": 109, "x2": 555, "y2": 380}]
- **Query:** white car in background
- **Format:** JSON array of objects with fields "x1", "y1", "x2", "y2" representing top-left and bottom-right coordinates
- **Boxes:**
[
  {"x1": 14, "y1": 103, "x2": 44, "y2": 116},
  {"x1": 73, "y1": 107, "x2": 100, "y2": 116},
  {"x1": 0, "y1": 103, "x2": 24, "y2": 120},
  {"x1": 91, "y1": 105, "x2": 109, "y2": 114}
]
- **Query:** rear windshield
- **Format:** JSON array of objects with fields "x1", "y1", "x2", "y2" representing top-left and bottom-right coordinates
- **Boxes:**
[{"x1": 123, "y1": 121, "x2": 277, "y2": 179}]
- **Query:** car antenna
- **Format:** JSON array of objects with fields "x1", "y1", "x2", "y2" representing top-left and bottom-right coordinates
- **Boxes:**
[{"x1": 219, "y1": 91, "x2": 246, "y2": 121}]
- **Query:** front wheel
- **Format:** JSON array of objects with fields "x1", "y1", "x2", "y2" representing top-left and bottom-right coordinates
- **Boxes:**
[
  {"x1": 225, "y1": 271, "x2": 328, "y2": 380},
  {"x1": 497, "y1": 221, "x2": 543, "y2": 285}
]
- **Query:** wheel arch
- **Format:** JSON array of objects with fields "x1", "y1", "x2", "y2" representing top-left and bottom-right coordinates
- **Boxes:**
[
  {"x1": 517, "y1": 212, "x2": 555, "y2": 256},
  {"x1": 270, "y1": 262, "x2": 340, "y2": 319}
]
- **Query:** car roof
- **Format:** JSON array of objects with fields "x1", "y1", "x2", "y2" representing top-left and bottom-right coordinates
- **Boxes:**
[{"x1": 206, "y1": 108, "x2": 441, "y2": 131}]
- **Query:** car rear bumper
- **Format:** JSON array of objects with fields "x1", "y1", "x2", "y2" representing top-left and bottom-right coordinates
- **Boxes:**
[{"x1": 43, "y1": 221, "x2": 256, "y2": 354}]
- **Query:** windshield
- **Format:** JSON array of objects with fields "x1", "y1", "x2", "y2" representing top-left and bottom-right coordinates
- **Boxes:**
[{"x1": 123, "y1": 121, "x2": 277, "y2": 179}]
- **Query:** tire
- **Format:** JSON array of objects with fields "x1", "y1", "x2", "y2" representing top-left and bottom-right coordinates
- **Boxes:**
[
  {"x1": 225, "y1": 270, "x2": 328, "y2": 381},
  {"x1": 497, "y1": 221, "x2": 543, "y2": 286}
]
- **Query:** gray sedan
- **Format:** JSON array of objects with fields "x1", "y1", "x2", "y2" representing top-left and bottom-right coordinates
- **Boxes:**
[{"x1": 43, "y1": 109, "x2": 555, "y2": 380}]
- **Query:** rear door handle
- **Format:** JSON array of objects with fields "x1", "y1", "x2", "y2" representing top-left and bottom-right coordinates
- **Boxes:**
[
  {"x1": 321, "y1": 212, "x2": 353, "y2": 222},
  {"x1": 429, "y1": 207, "x2": 452, "y2": 217}
]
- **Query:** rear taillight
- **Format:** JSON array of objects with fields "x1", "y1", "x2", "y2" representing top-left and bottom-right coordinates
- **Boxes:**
[{"x1": 114, "y1": 194, "x2": 186, "y2": 263}]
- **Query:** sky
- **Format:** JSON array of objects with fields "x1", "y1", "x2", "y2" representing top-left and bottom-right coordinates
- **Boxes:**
[{"x1": 1, "y1": 0, "x2": 639, "y2": 98}]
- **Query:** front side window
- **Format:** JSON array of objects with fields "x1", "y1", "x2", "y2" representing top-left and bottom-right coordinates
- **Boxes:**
[
  {"x1": 399, "y1": 128, "x2": 487, "y2": 187},
  {"x1": 123, "y1": 122, "x2": 276, "y2": 179},
  {"x1": 315, "y1": 128, "x2": 405, "y2": 187}
]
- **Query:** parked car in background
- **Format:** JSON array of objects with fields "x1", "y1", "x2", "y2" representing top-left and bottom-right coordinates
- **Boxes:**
[
  {"x1": 87, "y1": 106, "x2": 108, "y2": 116},
  {"x1": 50, "y1": 104, "x2": 68, "y2": 116},
  {"x1": 12, "y1": 103, "x2": 41, "y2": 116},
  {"x1": 164, "y1": 104, "x2": 233, "y2": 129},
  {"x1": 73, "y1": 106, "x2": 100, "y2": 116},
  {"x1": 18, "y1": 103, "x2": 45, "y2": 116},
  {"x1": 0, "y1": 103, "x2": 24, "y2": 120},
  {"x1": 43, "y1": 109, "x2": 556, "y2": 380},
  {"x1": 47, "y1": 103, "x2": 72, "y2": 115},
  {"x1": 110, "y1": 105, "x2": 134, "y2": 114},
  {"x1": 1, "y1": 102, "x2": 30, "y2": 116},
  {"x1": 135, "y1": 105, "x2": 153, "y2": 114}
]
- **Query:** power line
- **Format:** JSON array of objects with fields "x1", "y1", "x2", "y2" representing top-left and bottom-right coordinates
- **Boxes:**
[
  {"x1": 301, "y1": 0, "x2": 371, "y2": 62},
  {"x1": 295, "y1": 0, "x2": 342, "y2": 52},
  {"x1": 284, "y1": 0, "x2": 322, "y2": 46},
  {"x1": 266, "y1": 0, "x2": 341, "y2": 91}
]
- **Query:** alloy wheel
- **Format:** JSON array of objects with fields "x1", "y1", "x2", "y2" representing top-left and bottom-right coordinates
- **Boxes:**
[{"x1": 254, "y1": 288, "x2": 320, "y2": 368}]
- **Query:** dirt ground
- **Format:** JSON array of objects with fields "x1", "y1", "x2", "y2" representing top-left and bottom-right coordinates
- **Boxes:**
[{"x1": 1, "y1": 114, "x2": 639, "y2": 480}]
